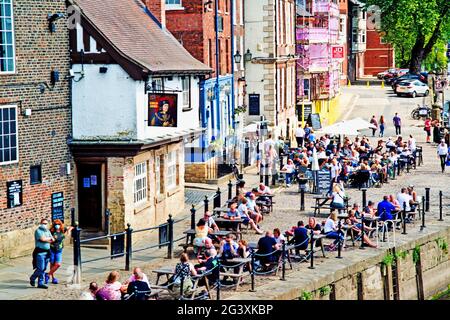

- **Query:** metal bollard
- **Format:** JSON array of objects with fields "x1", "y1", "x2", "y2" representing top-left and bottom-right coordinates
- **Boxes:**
[
  {"x1": 105, "y1": 209, "x2": 111, "y2": 235},
  {"x1": 216, "y1": 259, "x2": 221, "y2": 300},
  {"x1": 402, "y1": 203, "x2": 407, "y2": 235},
  {"x1": 214, "y1": 187, "x2": 221, "y2": 209},
  {"x1": 250, "y1": 249, "x2": 256, "y2": 292},
  {"x1": 392, "y1": 163, "x2": 396, "y2": 180},
  {"x1": 382, "y1": 209, "x2": 387, "y2": 242},
  {"x1": 280, "y1": 242, "x2": 287, "y2": 281},
  {"x1": 397, "y1": 160, "x2": 401, "y2": 176},
  {"x1": 362, "y1": 188, "x2": 367, "y2": 208},
  {"x1": 190, "y1": 205, "x2": 196, "y2": 230},
  {"x1": 264, "y1": 169, "x2": 269, "y2": 186},
  {"x1": 337, "y1": 219, "x2": 343, "y2": 258},
  {"x1": 360, "y1": 214, "x2": 365, "y2": 250},
  {"x1": 72, "y1": 223, "x2": 82, "y2": 284},
  {"x1": 167, "y1": 215, "x2": 174, "y2": 259},
  {"x1": 439, "y1": 191, "x2": 443, "y2": 221},
  {"x1": 425, "y1": 188, "x2": 430, "y2": 212},
  {"x1": 308, "y1": 230, "x2": 315, "y2": 269},
  {"x1": 228, "y1": 180, "x2": 233, "y2": 200},
  {"x1": 125, "y1": 223, "x2": 133, "y2": 271},
  {"x1": 421, "y1": 196, "x2": 426, "y2": 230},
  {"x1": 204, "y1": 195, "x2": 209, "y2": 214},
  {"x1": 300, "y1": 187, "x2": 305, "y2": 211},
  {"x1": 235, "y1": 181, "x2": 239, "y2": 197}
]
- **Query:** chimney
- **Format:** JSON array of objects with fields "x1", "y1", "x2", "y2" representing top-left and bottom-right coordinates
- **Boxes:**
[{"x1": 142, "y1": 0, "x2": 166, "y2": 28}]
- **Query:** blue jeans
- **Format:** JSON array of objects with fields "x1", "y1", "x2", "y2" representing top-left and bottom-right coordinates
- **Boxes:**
[
  {"x1": 285, "y1": 172, "x2": 295, "y2": 184},
  {"x1": 30, "y1": 251, "x2": 50, "y2": 285},
  {"x1": 325, "y1": 231, "x2": 344, "y2": 245}
]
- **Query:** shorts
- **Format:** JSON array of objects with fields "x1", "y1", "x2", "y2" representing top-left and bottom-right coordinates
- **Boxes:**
[
  {"x1": 243, "y1": 217, "x2": 250, "y2": 225},
  {"x1": 50, "y1": 249, "x2": 63, "y2": 264}
]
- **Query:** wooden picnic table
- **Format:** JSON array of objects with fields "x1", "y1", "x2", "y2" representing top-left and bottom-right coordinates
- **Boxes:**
[
  {"x1": 152, "y1": 268, "x2": 174, "y2": 285},
  {"x1": 219, "y1": 257, "x2": 252, "y2": 291}
]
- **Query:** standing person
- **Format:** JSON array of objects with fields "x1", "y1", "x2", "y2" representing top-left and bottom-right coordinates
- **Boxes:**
[
  {"x1": 304, "y1": 124, "x2": 311, "y2": 143},
  {"x1": 437, "y1": 139, "x2": 449, "y2": 173},
  {"x1": 264, "y1": 134, "x2": 275, "y2": 156},
  {"x1": 295, "y1": 124, "x2": 305, "y2": 148},
  {"x1": 379, "y1": 115, "x2": 385, "y2": 137},
  {"x1": 256, "y1": 141, "x2": 261, "y2": 175},
  {"x1": 370, "y1": 115, "x2": 378, "y2": 137},
  {"x1": 393, "y1": 113, "x2": 402, "y2": 135},
  {"x1": 433, "y1": 121, "x2": 441, "y2": 144},
  {"x1": 424, "y1": 117, "x2": 432, "y2": 143},
  {"x1": 47, "y1": 219, "x2": 73, "y2": 284},
  {"x1": 29, "y1": 218, "x2": 54, "y2": 289}
]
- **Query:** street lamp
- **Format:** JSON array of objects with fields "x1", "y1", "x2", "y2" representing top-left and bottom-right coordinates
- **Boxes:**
[
  {"x1": 244, "y1": 49, "x2": 253, "y2": 63},
  {"x1": 234, "y1": 51, "x2": 242, "y2": 64}
]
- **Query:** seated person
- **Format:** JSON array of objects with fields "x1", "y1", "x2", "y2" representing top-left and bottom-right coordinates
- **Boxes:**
[
  {"x1": 126, "y1": 270, "x2": 151, "y2": 301},
  {"x1": 346, "y1": 210, "x2": 377, "y2": 248},
  {"x1": 195, "y1": 238, "x2": 218, "y2": 269},
  {"x1": 407, "y1": 185, "x2": 419, "y2": 211},
  {"x1": 203, "y1": 211, "x2": 219, "y2": 232},
  {"x1": 281, "y1": 159, "x2": 296, "y2": 187},
  {"x1": 224, "y1": 202, "x2": 241, "y2": 220},
  {"x1": 80, "y1": 282, "x2": 100, "y2": 300},
  {"x1": 305, "y1": 217, "x2": 322, "y2": 234},
  {"x1": 377, "y1": 195, "x2": 396, "y2": 222},
  {"x1": 196, "y1": 251, "x2": 220, "y2": 287},
  {"x1": 256, "y1": 231, "x2": 280, "y2": 267},
  {"x1": 323, "y1": 212, "x2": 345, "y2": 251},
  {"x1": 123, "y1": 267, "x2": 150, "y2": 288},
  {"x1": 363, "y1": 201, "x2": 377, "y2": 218},
  {"x1": 246, "y1": 193, "x2": 264, "y2": 223},
  {"x1": 273, "y1": 228, "x2": 286, "y2": 245},
  {"x1": 255, "y1": 183, "x2": 273, "y2": 207},
  {"x1": 237, "y1": 239, "x2": 250, "y2": 258},
  {"x1": 219, "y1": 234, "x2": 239, "y2": 261},
  {"x1": 288, "y1": 221, "x2": 309, "y2": 254},
  {"x1": 330, "y1": 183, "x2": 346, "y2": 214},
  {"x1": 193, "y1": 219, "x2": 210, "y2": 252},
  {"x1": 396, "y1": 188, "x2": 413, "y2": 217},
  {"x1": 238, "y1": 198, "x2": 263, "y2": 234},
  {"x1": 166, "y1": 253, "x2": 197, "y2": 296}
]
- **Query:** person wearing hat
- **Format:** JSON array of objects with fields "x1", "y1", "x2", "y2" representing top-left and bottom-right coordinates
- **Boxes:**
[{"x1": 150, "y1": 99, "x2": 175, "y2": 127}]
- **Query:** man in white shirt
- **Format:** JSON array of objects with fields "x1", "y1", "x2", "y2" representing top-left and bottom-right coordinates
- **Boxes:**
[
  {"x1": 264, "y1": 134, "x2": 275, "y2": 156},
  {"x1": 397, "y1": 188, "x2": 413, "y2": 212},
  {"x1": 408, "y1": 135, "x2": 416, "y2": 152},
  {"x1": 295, "y1": 124, "x2": 305, "y2": 148}
]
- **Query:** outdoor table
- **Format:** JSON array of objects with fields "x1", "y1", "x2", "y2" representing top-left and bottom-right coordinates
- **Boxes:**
[
  {"x1": 152, "y1": 268, "x2": 174, "y2": 285},
  {"x1": 183, "y1": 229, "x2": 236, "y2": 244},
  {"x1": 220, "y1": 257, "x2": 252, "y2": 290}
]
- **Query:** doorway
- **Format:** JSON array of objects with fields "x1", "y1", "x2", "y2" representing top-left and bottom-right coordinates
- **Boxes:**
[{"x1": 77, "y1": 163, "x2": 103, "y2": 230}]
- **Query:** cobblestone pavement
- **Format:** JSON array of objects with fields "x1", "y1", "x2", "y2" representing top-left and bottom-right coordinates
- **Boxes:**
[{"x1": 2, "y1": 85, "x2": 450, "y2": 300}]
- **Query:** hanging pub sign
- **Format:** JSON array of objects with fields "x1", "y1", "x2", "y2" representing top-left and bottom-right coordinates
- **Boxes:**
[
  {"x1": 148, "y1": 93, "x2": 178, "y2": 127},
  {"x1": 51, "y1": 192, "x2": 64, "y2": 222},
  {"x1": 7, "y1": 180, "x2": 23, "y2": 208}
]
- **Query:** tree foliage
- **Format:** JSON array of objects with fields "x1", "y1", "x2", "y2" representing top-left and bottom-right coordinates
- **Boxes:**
[{"x1": 361, "y1": 0, "x2": 450, "y2": 72}]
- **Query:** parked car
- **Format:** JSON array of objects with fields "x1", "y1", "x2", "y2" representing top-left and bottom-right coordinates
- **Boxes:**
[
  {"x1": 396, "y1": 80, "x2": 430, "y2": 98},
  {"x1": 395, "y1": 69, "x2": 409, "y2": 77},
  {"x1": 391, "y1": 73, "x2": 427, "y2": 91},
  {"x1": 377, "y1": 68, "x2": 397, "y2": 79}
]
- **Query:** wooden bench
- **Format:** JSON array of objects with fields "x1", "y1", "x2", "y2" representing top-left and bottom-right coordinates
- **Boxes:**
[
  {"x1": 311, "y1": 205, "x2": 349, "y2": 217},
  {"x1": 220, "y1": 257, "x2": 251, "y2": 291}
]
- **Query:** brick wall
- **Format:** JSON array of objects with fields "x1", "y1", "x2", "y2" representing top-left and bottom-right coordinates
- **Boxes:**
[
  {"x1": 165, "y1": 0, "x2": 232, "y2": 78},
  {"x1": 0, "y1": 0, "x2": 74, "y2": 258},
  {"x1": 364, "y1": 29, "x2": 394, "y2": 76}
]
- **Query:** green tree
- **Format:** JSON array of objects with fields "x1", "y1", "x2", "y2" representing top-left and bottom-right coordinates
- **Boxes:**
[{"x1": 362, "y1": 0, "x2": 450, "y2": 73}]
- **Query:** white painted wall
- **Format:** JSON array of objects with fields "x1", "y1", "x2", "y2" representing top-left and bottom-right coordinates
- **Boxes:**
[
  {"x1": 72, "y1": 64, "x2": 138, "y2": 139},
  {"x1": 72, "y1": 63, "x2": 201, "y2": 140}
]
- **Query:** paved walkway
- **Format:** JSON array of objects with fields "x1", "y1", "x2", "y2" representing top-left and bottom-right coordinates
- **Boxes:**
[{"x1": 1, "y1": 85, "x2": 449, "y2": 300}]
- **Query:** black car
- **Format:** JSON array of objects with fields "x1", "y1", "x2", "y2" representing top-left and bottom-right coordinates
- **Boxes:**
[{"x1": 391, "y1": 73, "x2": 427, "y2": 91}]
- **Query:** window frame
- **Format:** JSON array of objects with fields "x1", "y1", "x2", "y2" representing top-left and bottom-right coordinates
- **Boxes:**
[
  {"x1": 0, "y1": 0, "x2": 16, "y2": 74},
  {"x1": 181, "y1": 76, "x2": 191, "y2": 111},
  {"x1": 165, "y1": 0, "x2": 183, "y2": 10},
  {"x1": 133, "y1": 162, "x2": 148, "y2": 205},
  {"x1": 0, "y1": 104, "x2": 18, "y2": 165},
  {"x1": 30, "y1": 165, "x2": 42, "y2": 185},
  {"x1": 155, "y1": 155, "x2": 163, "y2": 195},
  {"x1": 166, "y1": 151, "x2": 178, "y2": 191}
]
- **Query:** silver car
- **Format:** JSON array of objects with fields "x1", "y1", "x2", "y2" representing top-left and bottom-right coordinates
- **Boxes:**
[{"x1": 396, "y1": 80, "x2": 430, "y2": 98}]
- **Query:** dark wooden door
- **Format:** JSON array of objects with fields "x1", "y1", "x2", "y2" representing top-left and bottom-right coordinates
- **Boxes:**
[{"x1": 77, "y1": 163, "x2": 102, "y2": 229}]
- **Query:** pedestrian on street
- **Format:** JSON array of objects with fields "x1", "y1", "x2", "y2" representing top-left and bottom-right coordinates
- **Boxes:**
[
  {"x1": 379, "y1": 115, "x2": 385, "y2": 137},
  {"x1": 437, "y1": 139, "x2": 449, "y2": 173},
  {"x1": 433, "y1": 121, "x2": 441, "y2": 144},
  {"x1": 304, "y1": 124, "x2": 311, "y2": 143},
  {"x1": 424, "y1": 117, "x2": 432, "y2": 143},
  {"x1": 47, "y1": 219, "x2": 73, "y2": 284},
  {"x1": 393, "y1": 113, "x2": 402, "y2": 135},
  {"x1": 295, "y1": 124, "x2": 305, "y2": 148},
  {"x1": 29, "y1": 218, "x2": 54, "y2": 289},
  {"x1": 370, "y1": 115, "x2": 378, "y2": 137}
]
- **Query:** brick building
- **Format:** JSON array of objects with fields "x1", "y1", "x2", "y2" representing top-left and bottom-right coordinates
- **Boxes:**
[
  {"x1": 363, "y1": 11, "x2": 394, "y2": 76},
  {"x1": 0, "y1": 0, "x2": 74, "y2": 258},
  {"x1": 68, "y1": 0, "x2": 210, "y2": 235},
  {"x1": 163, "y1": 0, "x2": 238, "y2": 182}
]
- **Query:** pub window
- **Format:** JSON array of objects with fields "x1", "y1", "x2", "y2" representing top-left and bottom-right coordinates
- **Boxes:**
[
  {"x1": 166, "y1": 151, "x2": 178, "y2": 190},
  {"x1": 0, "y1": 105, "x2": 18, "y2": 165},
  {"x1": 0, "y1": 0, "x2": 15, "y2": 73},
  {"x1": 181, "y1": 76, "x2": 191, "y2": 109},
  {"x1": 30, "y1": 165, "x2": 42, "y2": 185},
  {"x1": 165, "y1": 0, "x2": 182, "y2": 9},
  {"x1": 155, "y1": 155, "x2": 163, "y2": 195},
  {"x1": 134, "y1": 162, "x2": 147, "y2": 204}
]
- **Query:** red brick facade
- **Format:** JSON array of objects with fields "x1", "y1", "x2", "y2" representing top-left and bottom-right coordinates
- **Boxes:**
[
  {"x1": 0, "y1": 0, "x2": 74, "y2": 257},
  {"x1": 364, "y1": 28, "x2": 394, "y2": 76},
  {"x1": 165, "y1": 0, "x2": 232, "y2": 79},
  {"x1": 143, "y1": 0, "x2": 166, "y2": 27}
]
